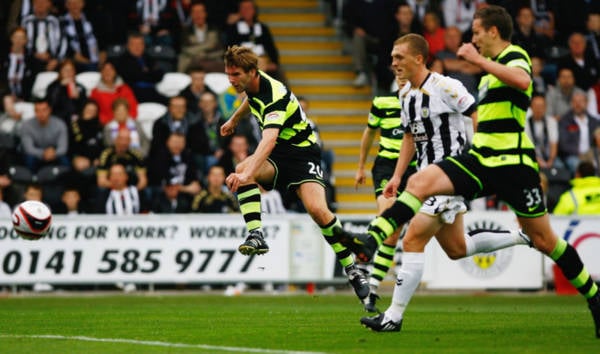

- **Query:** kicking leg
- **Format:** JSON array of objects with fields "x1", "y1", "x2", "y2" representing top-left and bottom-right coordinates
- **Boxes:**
[
  {"x1": 298, "y1": 182, "x2": 369, "y2": 300},
  {"x1": 361, "y1": 212, "x2": 441, "y2": 331}
]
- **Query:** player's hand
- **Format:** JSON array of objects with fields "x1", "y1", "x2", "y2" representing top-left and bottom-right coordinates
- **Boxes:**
[
  {"x1": 354, "y1": 169, "x2": 366, "y2": 190},
  {"x1": 220, "y1": 119, "x2": 236, "y2": 136},
  {"x1": 457, "y1": 43, "x2": 480, "y2": 64},
  {"x1": 226, "y1": 172, "x2": 249, "y2": 193},
  {"x1": 383, "y1": 175, "x2": 401, "y2": 198}
]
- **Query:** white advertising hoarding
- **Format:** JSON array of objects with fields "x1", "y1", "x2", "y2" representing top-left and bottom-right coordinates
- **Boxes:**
[
  {"x1": 1, "y1": 213, "x2": 598, "y2": 288},
  {"x1": 0, "y1": 215, "x2": 290, "y2": 284}
]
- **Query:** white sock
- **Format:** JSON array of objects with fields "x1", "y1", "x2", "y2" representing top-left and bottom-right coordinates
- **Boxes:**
[
  {"x1": 385, "y1": 252, "x2": 425, "y2": 323},
  {"x1": 464, "y1": 229, "x2": 527, "y2": 257},
  {"x1": 369, "y1": 278, "x2": 380, "y2": 293}
]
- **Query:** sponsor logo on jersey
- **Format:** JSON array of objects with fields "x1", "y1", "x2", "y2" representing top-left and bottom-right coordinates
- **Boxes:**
[{"x1": 265, "y1": 111, "x2": 282, "y2": 122}]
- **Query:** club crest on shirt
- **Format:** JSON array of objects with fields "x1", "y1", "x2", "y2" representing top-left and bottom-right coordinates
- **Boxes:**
[{"x1": 421, "y1": 107, "x2": 430, "y2": 118}]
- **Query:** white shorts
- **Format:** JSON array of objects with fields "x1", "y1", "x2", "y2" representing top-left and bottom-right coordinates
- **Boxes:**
[{"x1": 419, "y1": 195, "x2": 467, "y2": 224}]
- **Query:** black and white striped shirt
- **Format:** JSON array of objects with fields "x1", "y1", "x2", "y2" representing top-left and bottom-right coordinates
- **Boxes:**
[
  {"x1": 105, "y1": 186, "x2": 140, "y2": 215},
  {"x1": 6, "y1": 52, "x2": 27, "y2": 97},
  {"x1": 400, "y1": 72, "x2": 476, "y2": 169},
  {"x1": 61, "y1": 13, "x2": 99, "y2": 63},
  {"x1": 261, "y1": 190, "x2": 287, "y2": 214},
  {"x1": 136, "y1": 0, "x2": 168, "y2": 25},
  {"x1": 21, "y1": 13, "x2": 67, "y2": 59}
]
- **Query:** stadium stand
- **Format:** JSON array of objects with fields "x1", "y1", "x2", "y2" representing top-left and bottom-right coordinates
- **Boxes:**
[
  {"x1": 156, "y1": 72, "x2": 191, "y2": 98},
  {"x1": 75, "y1": 71, "x2": 101, "y2": 97}
]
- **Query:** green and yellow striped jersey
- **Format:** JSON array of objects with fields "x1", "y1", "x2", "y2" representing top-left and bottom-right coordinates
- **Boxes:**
[
  {"x1": 247, "y1": 70, "x2": 317, "y2": 148},
  {"x1": 470, "y1": 44, "x2": 536, "y2": 168},
  {"x1": 368, "y1": 94, "x2": 404, "y2": 160}
]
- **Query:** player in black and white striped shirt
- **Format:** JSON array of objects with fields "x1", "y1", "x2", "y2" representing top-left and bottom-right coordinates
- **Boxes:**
[
  {"x1": 359, "y1": 34, "x2": 531, "y2": 332},
  {"x1": 21, "y1": 0, "x2": 66, "y2": 74},
  {"x1": 400, "y1": 72, "x2": 470, "y2": 170}
]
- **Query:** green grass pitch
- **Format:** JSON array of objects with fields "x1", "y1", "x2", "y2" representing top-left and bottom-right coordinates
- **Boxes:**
[{"x1": 0, "y1": 293, "x2": 598, "y2": 353}]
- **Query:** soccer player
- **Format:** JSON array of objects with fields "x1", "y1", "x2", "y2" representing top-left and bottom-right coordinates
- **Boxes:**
[
  {"x1": 349, "y1": 6, "x2": 600, "y2": 337},
  {"x1": 352, "y1": 32, "x2": 530, "y2": 330},
  {"x1": 354, "y1": 75, "x2": 417, "y2": 313},
  {"x1": 219, "y1": 45, "x2": 369, "y2": 300}
]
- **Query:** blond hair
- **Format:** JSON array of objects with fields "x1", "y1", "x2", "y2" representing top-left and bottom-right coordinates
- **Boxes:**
[
  {"x1": 394, "y1": 33, "x2": 429, "y2": 63},
  {"x1": 224, "y1": 45, "x2": 259, "y2": 72}
]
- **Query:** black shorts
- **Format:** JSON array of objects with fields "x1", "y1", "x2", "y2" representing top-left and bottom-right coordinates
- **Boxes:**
[
  {"x1": 437, "y1": 151, "x2": 547, "y2": 217},
  {"x1": 266, "y1": 144, "x2": 325, "y2": 191},
  {"x1": 371, "y1": 156, "x2": 416, "y2": 197}
]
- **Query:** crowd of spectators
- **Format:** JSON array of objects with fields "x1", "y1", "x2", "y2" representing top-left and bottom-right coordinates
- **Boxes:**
[
  {"x1": 1, "y1": 0, "x2": 600, "y2": 217},
  {"x1": 0, "y1": 0, "x2": 298, "y2": 216}
]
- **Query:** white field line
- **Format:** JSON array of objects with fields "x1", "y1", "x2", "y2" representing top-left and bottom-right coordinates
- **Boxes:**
[{"x1": 0, "y1": 334, "x2": 328, "y2": 354}]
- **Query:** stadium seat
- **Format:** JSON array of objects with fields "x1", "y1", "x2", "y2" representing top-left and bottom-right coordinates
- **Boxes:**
[
  {"x1": 148, "y1": 45, "x2": 177, "y2": 72},
  {"x1": 36, "y1": 165, "x2": 71, "y2": 184},
  {"x1": 137, "y1": 102, "x2": 167, "y2": 138},
  {"x1": 156, "y1": 72, "x2": 191, "y2": 97},
  {"x1": 36, "y1": 165, "x2": 71, "y2": 210},
  {"x1": 106, "y1": 44, "x2": 125, "y2": 59},
  {"x1": 8, "y1": 165, "x2": 33, "y2": 184},
  {"x1": 31, "y1": 71, "x2": 58, "y2": 99},
  {"x1": 205, "y1": 73, "x2": 231, "y2": 94},
  {"x1": 76, "y1": 71, "x2": 101, "y2": 96},
  {"x1": 13, "y1": 101, "x2": 35, "y2": 120}
]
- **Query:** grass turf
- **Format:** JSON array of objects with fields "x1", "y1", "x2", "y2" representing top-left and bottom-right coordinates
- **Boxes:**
[{"x1": 0, "y1": 293, "x2": 597, "y2": 353}]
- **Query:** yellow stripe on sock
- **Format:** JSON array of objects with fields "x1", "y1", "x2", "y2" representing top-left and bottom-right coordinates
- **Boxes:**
[
  {"x1": 238, "y1": 188, "x2": 260, "y2": 200},
  {"x1": 339, "y1": 255, "x2": 354, "y2": 268},
  {"x1": 247, "y1": 220, "x2": 261, "y2": 231},
  {"x1": 571, "y1": 269, "x2": 591, "y2": 288},
  {"x1": 240, "y1": 201, "x2": 261, "y2": 214},
  {"x1": 585, "y1": 284, "x2": 599, "y2": 299},
  {"x1": 321, "y1": 218, "x2": 341, "y2": 236},
  {"x1": 372, "y1": 217, "x2": 396, "y2": 238},
  {"x1": 398, "y1": 191, "x2": 422, "y2": 213},
  {"x1": 550, "y1": 238, "x2": 568, "y2": 261}
]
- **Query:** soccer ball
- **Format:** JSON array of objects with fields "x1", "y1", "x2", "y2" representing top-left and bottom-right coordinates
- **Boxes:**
[{"x1": 12, "y1": 200, "x2": 52, "y2": 240}]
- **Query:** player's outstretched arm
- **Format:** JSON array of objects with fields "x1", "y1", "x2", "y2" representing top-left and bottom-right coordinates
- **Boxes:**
[{"x1": 221, "y1": 98, "x2": 251, "y2": 136}]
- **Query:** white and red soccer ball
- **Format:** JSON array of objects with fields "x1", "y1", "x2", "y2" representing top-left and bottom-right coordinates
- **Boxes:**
[{"x1": 12, "y1": 200, "x2": 52, "y2": 240}]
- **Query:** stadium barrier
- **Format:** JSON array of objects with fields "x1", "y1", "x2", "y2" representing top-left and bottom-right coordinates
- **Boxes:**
[{"x1": 0, "y1": 213, "x2": 598, "y2": 290}]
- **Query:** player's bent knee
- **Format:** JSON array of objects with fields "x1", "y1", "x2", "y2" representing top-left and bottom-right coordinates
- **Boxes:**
[{"x1": 445, "y1": 249, "x2": 465, "y2": 260}]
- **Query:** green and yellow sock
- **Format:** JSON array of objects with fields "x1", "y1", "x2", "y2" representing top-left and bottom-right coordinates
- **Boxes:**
[
  {"x1": 368, "y1": 191, "x2": 421, "y2": 245},
  {"x1": 237, "y1": 184, "x2": 262, "y2": 232},
  {"x1": 551, "y1": 238, "x2": 599, "y2": 299},
  {"x1": 369, "y1": 242, "x2": 396, "y2": 291},
  {"x1": 321, "y1": 217, "x2": 354, "y2": 268}
]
